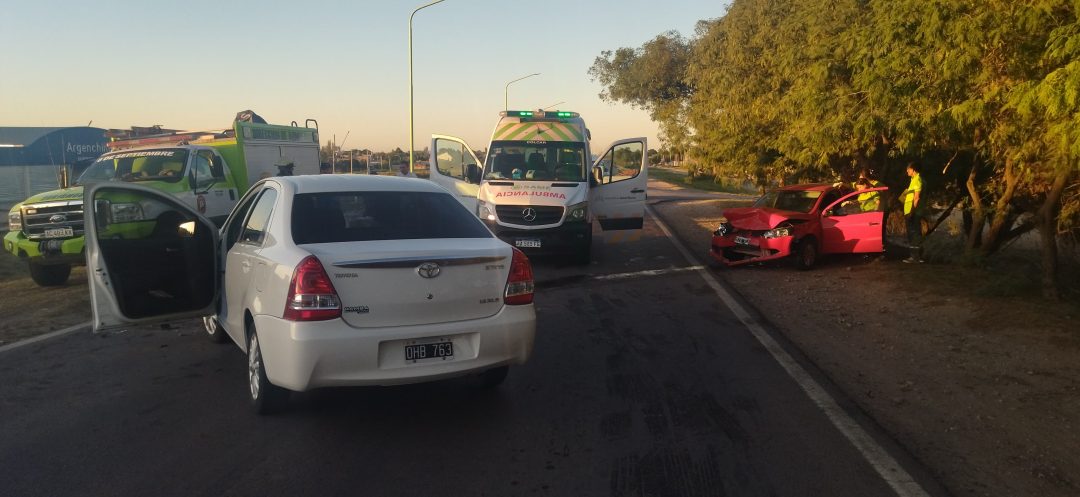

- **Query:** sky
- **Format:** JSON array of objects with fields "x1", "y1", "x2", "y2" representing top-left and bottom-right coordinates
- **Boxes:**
[{"x1": 0, "y1": 0, "x2": 724, "y2": 153}]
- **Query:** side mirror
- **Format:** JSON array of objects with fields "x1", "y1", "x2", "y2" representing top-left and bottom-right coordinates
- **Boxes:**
[
  {"x1": 466, "y1": 164, "x2": 481, "y2": 184},
  {"x1": 94, "y1": 199, "x2": 111, "y2": 230},
  {"x1": 592, "y1": 165, "x2": 605, "y2": 184}
]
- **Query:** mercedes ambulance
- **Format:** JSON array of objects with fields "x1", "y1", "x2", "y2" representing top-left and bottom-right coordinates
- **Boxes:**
[{"x1": 429, "y1": 110, "x2": 648, "y2": 263}]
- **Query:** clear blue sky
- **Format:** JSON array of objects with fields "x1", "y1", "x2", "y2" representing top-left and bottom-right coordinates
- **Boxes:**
[{"x1": 1, "y1": 0, "x2": 724, "y2": 153}]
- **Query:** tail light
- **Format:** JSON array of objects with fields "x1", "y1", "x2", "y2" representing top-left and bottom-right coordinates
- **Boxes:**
[
  {"x1": 283, "y1": 256, "x2": 341, "y2": 321},
  {"x1": 504, "y1": 248, "x2": 534, "y2": 305}
]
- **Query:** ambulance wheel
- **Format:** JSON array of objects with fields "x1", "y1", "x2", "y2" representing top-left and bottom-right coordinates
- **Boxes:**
[
  {"x1": 575, "y1": 230, "x2": 593, "y2": 265},
  {"x1": 29, "y1": 262, "x2": 71, "y2": 287},
  {"x1": 203, "y1": 315, "x2": 229, "y2": 344}
]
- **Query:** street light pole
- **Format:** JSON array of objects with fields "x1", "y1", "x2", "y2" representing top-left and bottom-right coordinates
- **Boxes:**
[
  {"x1": 504, "y1": 73, "x2": 540, "y2": 111},
  {"x1": 409, "y1": 0, "x2": 447, "y2": 175}
]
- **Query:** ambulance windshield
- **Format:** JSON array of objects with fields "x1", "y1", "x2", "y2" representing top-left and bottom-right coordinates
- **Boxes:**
[{"x1": 483, "y1": 141, "x2": 586, "y2": 182}]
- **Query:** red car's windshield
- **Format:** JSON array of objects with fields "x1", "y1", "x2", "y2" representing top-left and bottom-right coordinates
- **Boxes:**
[{"x1": 752, "y1": 190, "x2": 822, "y2": 213}]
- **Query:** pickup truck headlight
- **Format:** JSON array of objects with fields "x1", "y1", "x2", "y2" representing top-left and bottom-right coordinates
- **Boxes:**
[
  {"x1": 566, "y1": 202, "x2": 588, "y2": 222},
  {"x1": 111, "y1": 203, "x2": 145, "y2": 223},
  {"x1": 8, "y1": 210, "x2": 22, "y2": 232},
  {"x1": 762, "y1": 226, "x2": 792, "y2": 238},
  {"x1": 477, "y1": 200, "x2": 496, "y2": 221}
]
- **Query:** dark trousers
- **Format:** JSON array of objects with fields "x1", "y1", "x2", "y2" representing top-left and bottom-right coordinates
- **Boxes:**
[{"x1": 906, "y1": 214, "x2": 923, "y2": 259}]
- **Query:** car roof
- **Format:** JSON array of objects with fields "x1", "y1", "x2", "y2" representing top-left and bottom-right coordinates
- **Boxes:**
[
  {"x1": 774, "y1": 183, "x2": 834, "y2": 192},
  {"x1": 268, "y1": 174, "x2": 445, "y2": 195}
]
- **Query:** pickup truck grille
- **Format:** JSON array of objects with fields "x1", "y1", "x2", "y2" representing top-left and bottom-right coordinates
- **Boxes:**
[
  {"x1": 21, "y1": 201, "x2": 85, "y2": 240},
  {"x1": 495, "y1": 205, "x2": 564, "y2": 226}
]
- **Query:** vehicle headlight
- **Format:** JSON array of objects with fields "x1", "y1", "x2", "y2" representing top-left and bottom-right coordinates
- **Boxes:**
[
  {"x1": 111, "y1": 202, "x2": 145, "y2": 223},
  {"x1": 762, "y1": 226, "x2": 792, "y2": 238},
  {"x1": 477, "y1": 200, "x2": 496, "y2": 222},
  {"x1": 8, "y1": 210, "x2": 22, "y2": 232},
  {"x1": 715, "y1": 216, "x2": 730, "y2": 236},
  {"x1": 566, "y1": 201, "x2": 588, "y2": 222}
]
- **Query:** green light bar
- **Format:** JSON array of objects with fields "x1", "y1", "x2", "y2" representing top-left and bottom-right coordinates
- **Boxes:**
[{"x1": 500, "y1": 110, "x2": 578, "y2": 119}]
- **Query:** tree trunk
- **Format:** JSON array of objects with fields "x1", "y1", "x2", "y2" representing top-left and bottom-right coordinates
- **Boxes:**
[
  {"x1": 965, "y1": 162, "x2": 985, "y2": 251},
  {"x1": 1037, "y1": 167, "x2": 1073, "y2": 300},
  {"x1": 980, "y1": 157, "x2": 1020, "y2": 256}
]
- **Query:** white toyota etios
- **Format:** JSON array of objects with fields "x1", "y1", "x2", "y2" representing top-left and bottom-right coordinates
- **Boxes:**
[{"x1": 84, "y1": 175, "x2": 536, "y2": 413}]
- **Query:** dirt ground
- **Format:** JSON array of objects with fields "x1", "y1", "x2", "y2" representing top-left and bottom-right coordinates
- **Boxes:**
[
  {"x1": 0, "y1": 237, "x2": 91, "y2": 346},
  {"x1": 652, "y1": 195, "x2": 1080, "y2": 497}
]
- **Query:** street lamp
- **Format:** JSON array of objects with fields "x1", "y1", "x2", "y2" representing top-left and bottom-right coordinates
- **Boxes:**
[
  {"x1": 409, "y1": 0, "x2": 447, "y2": 175},
  {"x1": 504, "y1": 73, "x2": 540, "y2": 111}
]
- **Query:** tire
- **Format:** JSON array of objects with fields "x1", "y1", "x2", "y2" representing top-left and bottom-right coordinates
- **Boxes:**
[
  {"x1": 794, "y1": 238, "x2": 818, "y2": 270},
  {"x1": 29, "y1": 262, "x2": 71, "y2": 287},
  {"x1": 475, "y1": 366, "x2": 509, "y2": 389},
  {"x1": 574, "y1": 228, "x2": 593, "y2": 265},
  {"x1": 248, "y1": 329, "x2": 289, "y2": 415},
  {"x1": 203, "y1": 316, "x2": 229, "y2": 344}
]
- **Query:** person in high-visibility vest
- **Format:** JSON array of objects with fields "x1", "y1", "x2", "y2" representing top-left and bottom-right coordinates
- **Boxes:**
[
  {"x1": 855, "y1": 177, "x2": 880, "y2": 212},
  {"x1": 901, "y1": 162, "x2": 924, "y2": 263}
]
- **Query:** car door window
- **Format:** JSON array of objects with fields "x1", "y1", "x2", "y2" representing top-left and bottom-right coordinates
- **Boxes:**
[
  {"x1": 223, "y1": 188, "x2": 263, "y2": 251},
  {"x1": 240, "y1": 188, "x2": 278, "y2": 246},
  {"x1": 434, "y1": 138, "x2": 464, "y2": 180},
  {"x1": 595, "y1": 141, "x2": 643, "y2": 185},
  {"x1": 193, "y1": 151, "x2": 220, "y2": 190}
]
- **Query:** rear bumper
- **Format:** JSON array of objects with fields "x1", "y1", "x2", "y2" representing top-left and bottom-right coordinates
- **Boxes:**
[
  {"x1": 3, "y1": 231, "x2": 86, "y2": 265},
  {"x1": 485, "y1": 220, "x2": 590, "y2": 255},
  {"x1": 252, "y1": 304, "x2": 536, "y2": 391},
  {"x1": 709, "y1": 233, "x2": 794, "y2": 266}
]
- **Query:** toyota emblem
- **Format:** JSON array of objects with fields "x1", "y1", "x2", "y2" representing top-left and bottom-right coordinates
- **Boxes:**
[
  {"x1": 48, "y1": 214, "x2": 67, "y2": 223},
  {"x1": 522, "y1": 208, "x2": 537, "y2": 222},
  {"x1": 416, "y1": 262, "x2": 441, "y2": 279}
]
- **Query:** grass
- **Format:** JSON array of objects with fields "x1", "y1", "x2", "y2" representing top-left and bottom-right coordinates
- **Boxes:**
[{"x1": 650, "y1": 168, "x2": 757, "y2": 195}]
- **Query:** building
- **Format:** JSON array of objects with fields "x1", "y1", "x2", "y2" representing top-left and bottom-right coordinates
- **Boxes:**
[{"x1": 0, "y1": 127, "x2": 108, "y2": 228}]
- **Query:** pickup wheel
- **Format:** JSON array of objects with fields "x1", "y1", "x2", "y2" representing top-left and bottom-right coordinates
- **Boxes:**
[
  {"x1": 794, "y1": 238, "x2": 818, "y2": 270},
  {"x1": 28, "y1": 262, "x2": 71, "y2": 287},
  {"x1": 203, "y1": 316, "x2": 229, "y2": 344},
  {"x1": 248, "y1": 329, "x2": 289, "y2": 415}
]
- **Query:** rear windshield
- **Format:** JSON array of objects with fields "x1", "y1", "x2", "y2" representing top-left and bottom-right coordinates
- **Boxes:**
[
  {"x1": 291, "y1": 191, "x2": 493, "y2": 244},
  {"x1": 753, "y1": 190, "x2": 823, "y2": 213}
]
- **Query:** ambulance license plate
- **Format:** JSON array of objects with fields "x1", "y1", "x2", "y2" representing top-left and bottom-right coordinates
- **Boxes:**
[
  {"x1": 515, "y1": 239, "x2": 541, "y2": 248},
  {"x1": 735, "y1": 236, "x2": 751, "y2": 246},
  {"x1": 43, "y1": 227, "x2": 74, "y2": 239}
]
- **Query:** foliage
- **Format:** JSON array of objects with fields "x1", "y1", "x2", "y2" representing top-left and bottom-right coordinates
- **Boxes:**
[{"x1": 590, "y1": 0, "x2": 1080, "y2": 297}]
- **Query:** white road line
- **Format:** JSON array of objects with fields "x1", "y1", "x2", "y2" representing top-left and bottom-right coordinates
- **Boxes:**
[
  {"x1": 0, "y1": 321, "x2": 90, "y2": 354},
  {"x1": 592, "y1": 265, "x2": 704, "y2": 281},
  {"x1": 647, "y1": 205, "x2": 932, "y2": 497}
]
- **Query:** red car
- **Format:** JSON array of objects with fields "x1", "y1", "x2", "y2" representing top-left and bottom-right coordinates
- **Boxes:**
[{"x1": 709, "y1": 183, "x2": 889, "y2": 269}]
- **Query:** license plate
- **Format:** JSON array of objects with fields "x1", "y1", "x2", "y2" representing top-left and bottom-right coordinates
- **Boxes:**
[
  {"x1": 735, "y1": 235, "x2": 751, "y2": 245},
  {"x1": 404, "y1": 337, "x2": 454, "y2": 363},
  {"x1": 515, "y1": 239, "x2": 541, "y2": 248},
  {"x1": 43, "y1": 227, "x2": 74, "y2": 239}
]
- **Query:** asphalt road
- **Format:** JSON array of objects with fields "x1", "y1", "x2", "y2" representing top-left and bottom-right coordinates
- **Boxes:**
[{"x1": 0, "y1": 185, "x2": 944, "y2": 497}]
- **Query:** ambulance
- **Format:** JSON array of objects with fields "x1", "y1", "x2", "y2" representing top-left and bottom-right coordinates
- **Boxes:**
[{"x1": 429, "y1": 110, "x2": 648, "y2": 263}]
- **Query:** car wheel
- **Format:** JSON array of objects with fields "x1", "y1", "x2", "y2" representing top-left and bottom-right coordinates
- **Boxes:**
[
  {"x1": 248, "y1": 330, "x2": 288, "y2": 414},
  {"x1": 794, "y1": 238, "x2": 818, "y2": 270},
  {"x1": 203, "y1": 316, "x2": 229, "y2": 344},
  {"x1": 28, "y1": 262, "x2": 71, "y2": 287},
  {"x1": 475, "y1": 366, "x2": 509, "y2": 388}
]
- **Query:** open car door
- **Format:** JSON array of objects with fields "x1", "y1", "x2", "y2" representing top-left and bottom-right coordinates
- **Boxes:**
[
  {"x1": 430, "y1": 134, "x2": 484, "y2": 214},
  {"x1": 83, "y1": 183, "x2": 220, "y2": 332},
  {"x1": 589, "y1": 138, "x2": 648, "y2": 231},
  {"x1": 819, "y1": 186, "x2": 888, "y2": 254}
]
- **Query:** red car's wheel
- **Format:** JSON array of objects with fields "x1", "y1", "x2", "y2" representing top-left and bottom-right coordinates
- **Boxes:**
[{"x1": 794, "y1": 238, "x2": 818, "y2": 270}]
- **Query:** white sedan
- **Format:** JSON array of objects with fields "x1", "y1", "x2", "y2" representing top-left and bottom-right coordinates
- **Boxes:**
[{"x1": 84, "y1": 175, "x2": 536, "y2": 414}]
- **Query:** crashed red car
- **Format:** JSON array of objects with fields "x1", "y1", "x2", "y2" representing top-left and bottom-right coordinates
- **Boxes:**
[{"x1": 709, "y1": 183, "x2": 889, "y2": 269}]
